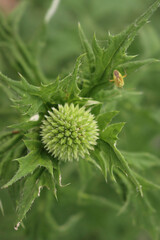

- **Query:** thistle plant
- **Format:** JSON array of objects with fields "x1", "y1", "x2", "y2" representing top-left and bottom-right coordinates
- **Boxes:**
[
  {"x1": 41, "y1": 104, "x2": 99, "y2": 161},
  {"x1": 0, "y1": 0, "x2": 160, "y2": 239}
]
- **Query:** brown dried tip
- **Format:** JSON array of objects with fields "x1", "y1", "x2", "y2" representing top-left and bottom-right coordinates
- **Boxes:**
[{"x1": 0, "y1": 0, "x2": 19, "y2": 14}]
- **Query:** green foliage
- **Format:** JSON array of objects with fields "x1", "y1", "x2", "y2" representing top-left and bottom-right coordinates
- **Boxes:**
[
  {"x1": 0, "y1": 0, "x2": 160, "y2": 240},
  {"x1": 78, "y1": 0, "x2": 160, "y2": 97},
  {"x1": 15, "y1": 168, "x2": 56, "y2": 229}
]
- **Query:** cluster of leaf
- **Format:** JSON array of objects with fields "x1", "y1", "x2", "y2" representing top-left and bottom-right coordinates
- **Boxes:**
[{"x1": 0, "y1": 0, "x2": 160, "y2": 239}]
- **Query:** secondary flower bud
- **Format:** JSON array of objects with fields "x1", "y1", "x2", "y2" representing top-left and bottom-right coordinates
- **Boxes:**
[{"x1": 41, "y1": 104, "x2": 99, "y2": 162}]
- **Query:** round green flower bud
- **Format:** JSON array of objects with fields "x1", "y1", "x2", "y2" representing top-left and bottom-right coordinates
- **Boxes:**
[{"x1": 41, "y1": 103, "x2": 99, "y2": 162}]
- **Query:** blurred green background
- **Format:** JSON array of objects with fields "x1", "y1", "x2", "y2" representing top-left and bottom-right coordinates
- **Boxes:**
[{"x1": 0, "y1": 0, "x2": 160, "y2": 239}]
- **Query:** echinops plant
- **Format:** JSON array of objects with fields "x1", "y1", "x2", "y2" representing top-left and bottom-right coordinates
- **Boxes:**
[
  {"x1": 0, "y1": 0, "x2": 160, "y2": 239},
  {"x1": 41, "y1": 104, "x2": 99, "y2": 161}
]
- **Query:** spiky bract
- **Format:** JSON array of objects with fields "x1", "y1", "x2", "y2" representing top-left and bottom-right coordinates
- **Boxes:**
[{"x1": 41, "y1": 104, "x2": 99, "y2": 161}]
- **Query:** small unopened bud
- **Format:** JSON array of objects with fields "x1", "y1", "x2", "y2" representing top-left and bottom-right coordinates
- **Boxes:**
[{"x1": 41, "y1": 104, "x2": 99, "y2": 162}]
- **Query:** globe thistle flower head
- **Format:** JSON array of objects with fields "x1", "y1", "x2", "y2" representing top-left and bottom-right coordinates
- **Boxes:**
[{"x1": 41, "y1": 104, "x2": 99, "y2": 162}]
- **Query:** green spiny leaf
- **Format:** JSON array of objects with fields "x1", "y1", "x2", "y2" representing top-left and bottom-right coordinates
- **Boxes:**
[
  {"x1": 100, "y1": 140, "x2": 143, "y2": 195},
  {"x1": 15, "y1": 168, "x2": 57, "y2": 229},
  {"x1": 90, "y1": 147, "x2": 108, "y2": 182},
  {"x1": 2, "y1": 150, "x2": 53, "y2": 188},
  {"x1": 9, "y1": 118, "x2": 41, "y2": 131},
  {"x1": 59, "y1": 54, "x2": 82, "y2": 100},
  {"x1": 102, "y1": 0, "x2": 160, "y2": 79},
  {"x1": 100, "y1": 122, "x2": 126, "y2": 146},
  {"x1": 82, "y1": 0, "x2": 160, "y2": 91},
  {"x1": 97, "y1": 111, "x2": 119, "y2": 131},
  {"x1": 78, "y1": 23, "x2": 95, "y2": 72},
  {"x1": 117, "y1": 58, "x2": 160, "y2": 75},
  {"x1": 24, "y1": 139, "x2": 42, "y2": 152}
]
